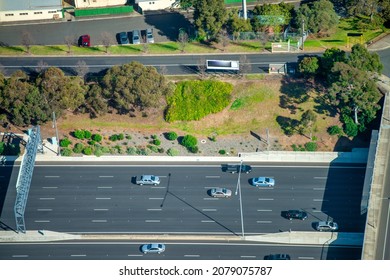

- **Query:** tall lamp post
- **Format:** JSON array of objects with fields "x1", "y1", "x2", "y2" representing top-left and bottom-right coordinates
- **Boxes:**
[
  {"x1": 52, "y1": 112, "x2": 60, "y2": 156},
  {"x1": 235, "y1": 160, "x2": 245, "y2": 238}
]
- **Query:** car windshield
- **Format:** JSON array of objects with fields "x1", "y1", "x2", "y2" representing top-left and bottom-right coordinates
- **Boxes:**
[
  {"x1": 265, "y1": 178, "x2": 270, "y2": 182},
  {"x1": 151, "y1": 176, "x2": 155, "y2": 181}
]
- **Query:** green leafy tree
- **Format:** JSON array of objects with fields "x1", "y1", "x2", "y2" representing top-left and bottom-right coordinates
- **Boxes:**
[
  {"x1": 193, "y1": 0, "x2": 228, "y2": 40},
  {"x1": 296, "y1": 0, "x2": 339, "y2": 35},
  {"x1": 226, "y1": 9, "x2": 252, "y2": 36},
  {"x1": 329, "y1": 62, "x2": 381, "y2": 132},
  {"x1": 85, "y1": 84, "x2": 108, "y2": 118},
  {"x1": 252, "y1": 3, "x2": 293, "y2": 33},
  {"x1": 102, "y1": 62, "x2": 173, "y2": 113},
  {"x1": 348, "y1": 44, "x2": 383, "y2": 74},
  {"x1": 319, "y1": 48, "x2": 347, "y2": 81},
  {"x1": 181, "y1": 134, "x2": 198, "y2": 148},
  {"x1": 300, "y1": 109, "x2": 317, "y2": 139},
  {"x1": 298, "y1": 56, "x2": 319, "y2": 77}
]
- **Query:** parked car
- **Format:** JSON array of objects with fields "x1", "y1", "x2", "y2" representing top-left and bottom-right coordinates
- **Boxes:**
[
  {"x1": 79, "y1": 34, "x2": 90, "y2": 47},
  {"x1": 316, "y1": 221, "x2": 338, "y2": 232},
  {"x1": 250, "y1": 177, "x2": 275, "y2": 187},
  {"x1": 284, "y1": 210, "x2": 308, "y2": 220},
  {"x1": 264, "y1": 254, "x2": 291, "y2": 260},
  {"x1": 223, "y1": 164, "x2": 252, "y2": 174},
  {"x1": 146, "y1": 28, "x2": 154, "y2": 43},
  {"x1": 141, "y1": 243, "x2": 165, "y2": 254},
  {"x1": 210, "y1": 187, "x2": 232, "y2": 198},
  {"x1": 132, "y1": 30, "x2": 141, "y2": 44},
  {"x1": 135, "y1": 175, "x2": 160, "y2": 185},
  {"x1": 118, "y1": 32, "x2": 129, "y2": 45}
]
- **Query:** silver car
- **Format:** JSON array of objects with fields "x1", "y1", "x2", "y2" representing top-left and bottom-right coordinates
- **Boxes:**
[
  {"x1": 146, "y1": 28, "x2": 154, "y2": 43},
  {"x1": 141, "y1": 243, "x2": 165, "y2": 254},
  {"x1": 132, "y1": 30, "x2": 140, "y2": 44},
  {"x1": 210, "y1": 187, "x2": 232, "y2": 198},
  {"x1": 316, "y1": 221, "x2": 338, "y2": 232},
  {"x1": 250, "y1": 177, "x2": 275, "y2": 187}
]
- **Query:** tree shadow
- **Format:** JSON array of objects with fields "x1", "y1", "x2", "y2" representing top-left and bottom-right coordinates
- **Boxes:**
[
  {"x1": 279, "y1": 76, "x2": 310, "y2": 114},
  {"x1": 276, "y1": 116, "x2": 299, "y2": 136},
  {"x1": 153, "y1": 43, "x2": 178, "y2": 51},
  {"x1": 230, "y1": 41, "x2": 259, "y2": 50},
  {"x1": 47, "y1": 45, "x2": 65, "y2": 52}
]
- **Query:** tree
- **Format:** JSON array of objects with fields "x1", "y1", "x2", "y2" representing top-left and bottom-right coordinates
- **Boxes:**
[
  {"x1": 225, "y1": 9, "x2": 252, "y2": 36},
  {"x1": 239, "y1": 55, "x2": 251, "y2": 77},
  {"x1": 35, "y1": 60, "x2": 49, "y2": 75},
  {"x1": 296, "y1": 0, "x2": 339, "y2": 35},
  {"x1": 178, "y1": 29, "x2": 189, "y2": 53},
  {"x1": 193, "y1": 0, "x2": 228, "y2": 40},
  {"x1": 74, "y1": 60, "x2": 89, "y2": 80},
  {"x1": 298, "y1": 56, "x2": 319, "y2": 77},
  {"x1": 300, "y1": 109, "x2": 317, "y2": 139},
  {"x1": 379, "y1": 0, "x2": 390, "y2": 27},
  {"x1": 348, "y1": 44, "x2": 383, "y2": 74},
  {"x1": 64, "y1": 35, "x2": 76, "y2": 54},
  {"x1": 85, "y1": 84, "x2": 108, "y2": 118},
  {"x1": 252, "y1": 3, "x2": 292, "y2": 33},
  {"x1": 218, "y1": 29, "x2": 230, "y2": 51},
  {"x1": 319, "y1": 47, "x2": 347, "y2": 81},
  {"x1": 197, "y1": 57, "x2": 207, "y2": 79},
  {"x1": 102, "y1": 62, "x2": 173, "y2": 113},
  {"x1": 21, "y1": 31, "x2": 33, "y2": 54},
  {"x1": 101, "y1": 32, "x2": 114, "y2": 53},
  {"x1": 329, "y1": 62, "x2": 381, "y2": 132},
  {"x1": 35, "y1": 67, "x2": 86, "y2": 116}
]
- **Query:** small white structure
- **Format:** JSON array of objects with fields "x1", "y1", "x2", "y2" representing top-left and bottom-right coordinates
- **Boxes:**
[
  {"x1": 135, "y1": 0, "x2": 175, "y2": 11},
  {"x1": 0, "y1": 0, "x2": 63, "y2": 23},
  {"x1": 73, "y1": 0, "x2": 127, "y2": 9}
]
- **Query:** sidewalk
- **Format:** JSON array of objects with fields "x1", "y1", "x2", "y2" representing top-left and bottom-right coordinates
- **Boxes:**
[{"x1": 367, "y1": 33, "x2": 390, "y2": 52}]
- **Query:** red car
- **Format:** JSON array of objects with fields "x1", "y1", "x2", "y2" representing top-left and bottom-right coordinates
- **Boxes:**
[{"x1": 79, "y1": 34, "x2": 90, "y2": 47}]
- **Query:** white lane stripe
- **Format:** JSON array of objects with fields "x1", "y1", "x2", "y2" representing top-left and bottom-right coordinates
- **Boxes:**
[
  {"x1": 12, "y1": 255, "x2": 28, "y2": 258},
  {"x1": 92, "y1": 220, "x2": 107, "y2": 222},
  {"x1": 147, "y1": 209, "x2": 162, "y2": 211},
  {"x1": 96, "y1": 197, "x2": 111, "y2": 200},
  {"x1": 201, "y1": 220, "x2": 215, "y2": 223},
  {"x1": 313, "y1": 199, "x2": 328, "y2": 202},
  {"x1": 241, "y1": 256, "x2": 256, "y2": 258},
  {"x1": 298, "y1": 257, "x2": 315, "y2": 259},
  {"x1": 94, "y1": 209, "x2": 108, "y2": 211},
  {"x1": 37, "y1": 209, "x2": 52, "y2": 211},
  {"x1": 257, "y1": 209, "x2": 272, "y2": 212},
  {"x1": 98, "y1": 186, "x2": 112, "y2": 189},
  {"x1": 313, "y1": 210, "x2": 327, "y2": 213},
  {"x1": 45, "y1": 176, "x2": 60, "y2": 178},
  {"x1": 256, "y1": 221, "x2": 272, "y2": 223},
  {"x1": 203, "y1": 198, "x2": 218, "y2": 200},
  {"x1": 258, "y1": 198, "x2": 274, "y2": 201},
  {"x1": 202, "y1": 209, "x2": 217, "y2": 212},
  {"x1": 151, "y1": 187, "x2": 166, "y2": 189},
  {"x1": 314, "y1": 177, "x2": 327, "y2": 179},
  {"x1": 39, "y1": 198, "x2": 55, "y2": 200},
  {"x1": 35, "y1": 220, "x2": 50, "y2": 223},
  {"x1": 71, "y1": 254, "x2": 86, "y2": 257},
  {"x1": 149, "y1": 198, "x2": 163, "y2": 200},
  {"x1": 145, "y1": 220, "x2": 160, "y2": 222},
  {"x1": 99, "y1": 176, "x2": 113, "y2": 178},
  {"x1": 42, "y1": 187, "x2": 58, "y2": 189},
  {"x1": 205, "y1": 176, "x2": 220, "y2": 178},
  {"x1": 128, "y1": 254, "x2": 143, "y2": 257},
  {"x1": 313, "y1": 188, "x2": 325, "y2": 190},
  {"x1": 184, "y1": 255, "x2": 200, "y2": 257}
]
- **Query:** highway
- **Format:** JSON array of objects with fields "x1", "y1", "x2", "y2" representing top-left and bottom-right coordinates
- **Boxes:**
[
  {"x1": 0, "y1": 240, "x2": 362, "y2": 260},
  {"x1": 0, "y1": 163, "x2": 366, "y2": 235}
]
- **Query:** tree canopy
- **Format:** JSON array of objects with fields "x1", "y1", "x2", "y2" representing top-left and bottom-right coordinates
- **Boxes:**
[{"x1": 193, "y1": 0, "x2": 228, "y2": 40}]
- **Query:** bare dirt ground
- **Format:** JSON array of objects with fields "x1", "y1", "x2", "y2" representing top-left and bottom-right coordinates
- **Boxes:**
[{"x1": 35, "y1": 76, "x2": 370, "y2": 156}]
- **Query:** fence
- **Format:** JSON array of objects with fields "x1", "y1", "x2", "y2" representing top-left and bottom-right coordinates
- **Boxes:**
[{"x1": 74, "y1": 5, "x2": 134, "y2": 17}]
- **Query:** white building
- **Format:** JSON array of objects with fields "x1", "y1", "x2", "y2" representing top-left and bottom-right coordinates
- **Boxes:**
[
  {"x1": 0, "y1": 0, "x2": 63, "y2": 23},
  {"x1": 73, "y1": 0, "x2": 127, "y2": 8},
  {"x1": 135, "y1": 0, "x2": 175, "y2": 11}
]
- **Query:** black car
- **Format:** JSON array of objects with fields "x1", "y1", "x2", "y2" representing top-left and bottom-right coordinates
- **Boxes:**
[
  {"x1": 264, "y1": 254, "x2": 291, "y2": 260},
  {"x1": 118, "y1": 32, "x2": 129, "y2": 45},
  {"x1": 284, "y1": 210, "x2": 308, "y2": 220},
  {"x1": 223, "y1": 164, "x2": 252, "y2": 174}
]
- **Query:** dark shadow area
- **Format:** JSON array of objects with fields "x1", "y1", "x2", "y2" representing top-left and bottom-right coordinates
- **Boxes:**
[
  {"x1": 313, "y1": 94, "x2": 338, "y2": 118},
  {"x1": 153, "y1": 42, "x2": 178, "y2": 51},
  {"x1": 279, "y1": 76, "x2": 310, "y2": 114},
  {"x1": 230, "y1": 41, "x2": 259, "y2": 50},
  {"x1": 320, "y1": 39, "x2": 344, "y2": 43},
  {"x1": 276, "y1": 116, "x2": 299, "y2": 136},
  {"x1": 47, "y1": 46, "x2": 64, "y2": 52},
  {"x1": 143, "y1": 12, "x2": 192, "y2": 42}
]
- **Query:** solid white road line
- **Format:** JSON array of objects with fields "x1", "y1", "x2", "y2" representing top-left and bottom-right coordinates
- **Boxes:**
[
  {"x1": 92, "y1": 220, "x2": 107, "y2": 222},
  {"x1": 151, "y1": 186, "x2": 166, "y2": 189},
  {"x1": 12, "y1": 255, "x2": 28, "y2": 258},
  {"x1": 99, "y1": 176, "x2": 114, "y2": 178},
  {"x1": 203, "y1": 198, "x2": 218, "y2": 200},
  {"x1": 258, "y1": 198, "x2": 274, "y2": 201},
  {"x1": 98, "y1": 186, "x2": 112, "y2": 189},
  {"x1": 314, "y1": 177, "x2": 327, "y2": 179},
  {"x1": 128, "y1": 254, "x2": 143, "y2": 257},
  {"x1": 313, "y1": 199, "x2": 328, "y2": 202},
  {"x1": 34, "y1": 220, "x2": 50, "y2": 223},
  {"x1": 184, "y1": 255, "x2": 200, "y2": 257},
  {"x1": 37, "y1": 209, "x2": 52, "y2": 211},
  {"x1": 145, "y1": 220, "x2": 160, "y2": 223},
  {"x1": 44, "y1": 176, "x2": 60, "y2": 178},
  {"x1": 147, "y1": 209, "x2": 162, "y2": 211},
  {"x1": 149, "y1": 197, "x2": 164, "y2": 200},
  {"x1": 313, "y1": 187, "x2": 326, "y2": 190},
  {"x1": 96, "y1": 197, "x2": 111, "y2": 200},
  {"x1": 298, "y1": 257, "x2": 315, "y2": 259},
  {"x1": 205, "y1": 176, "x2": 220, "y2": 178},
  {"x1": 42, "y1": 186, "x2": 58, "y2": 189},
  {"x1": 257, "y1": 209, "x2": 272, "y2": 212},
  {"x1": 71, "y1": 254, "x2": 86, "y2": 257},
  {"x1": 201, "y1": 220, "x2": 215, "y2": 223},
  {"x1": 202, "y1": 209, "x2": 217, "y2": 212},
  {"x1": 241, "y1": 256, "x2": 256, "y2": 258},
  {"x1": 256, "y1": 221, "x2": 272, "y2": 223},
  {"x1": 94, "y1": 209, "x2": 109, "y2": 211},
  {"x1": 39, "y1": 197, "x2": 55, "y2": 200}
]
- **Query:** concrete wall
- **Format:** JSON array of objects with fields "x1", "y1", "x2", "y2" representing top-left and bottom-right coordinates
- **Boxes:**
[
  {"x1": 74, "y1": 0, "x2": 126, "y2": 8},
  {"x1": 137, "y1": 0, "x2": 175, "y2": 11},
  {"x1": 0, "y1": 9, "x2": 63, "y2": 22}
]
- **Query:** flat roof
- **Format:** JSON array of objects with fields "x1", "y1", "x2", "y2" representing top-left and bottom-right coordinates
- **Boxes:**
[{"x1": 0, "y1": 0, "x2": 62, "y2": 12}]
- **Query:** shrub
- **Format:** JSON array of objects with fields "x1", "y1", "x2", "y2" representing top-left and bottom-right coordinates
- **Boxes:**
[
  {"x1": 109, "y1": 134, "x2": 118, "y2": 141},
  {"x1": 118, "y1": 133, "x2": 125, "y2": 140},
  {"x1": 343, "y1": 115, "x2": 358, "y2": 137},
  {"x1": 94, "y1": 149, "x2": 103, "y2": 157},
  {"x1": 304, "y1": 142, "x2": 318, "y2": 151},
  {"x1": 181, "y1": 134, "x2": 197, "y2": 148},
  {"x1": 136, "y1": 147, "x2": 149, "y2": 155},
  {"x1": 209, "y1": 136, "x2": 217, "y2": 142},
  {"x1": 151, "y1": 134, "x2": 158, "y2": 139},
  {"x1": 0, "y1": 142, "x2": 4, "y2": 155},
  {"x1": 60, "y1": 138, "x2": 71, "y2": 148},
  {"x1": 165, "y1": 131, "x2": 178, "y2": 140},
  {"x1": 127, "y1": 147, "x2": 137, "y2": 155},
  {"x1": 92, "y1": 134, "x2": 103, "y2": 142},
  {"x1": 88, "y1": 140, "x2": 95, "y2": 146},
  {"x1": 158, "y1": 147, "x2": 165, "y2": 153},
  {"x1": 153, "y1": 139, "x2": 161, "y2": 146},
  {"x1": 74, "y1": 129, "x2": 85, "y2": 139},
  {"x1": 167, "y1": 148, "x2": 180, "y2": 156},
  {"x1": 126, "y1": 135, "x2": 132, "y2": 140},
  {"x1": 147, "y1": 145, "x2": 159, "y2": 153},
  {"x1": 219, "y1": 149, "x2": 226, "y2": 155},
  {"x1": 291, "y1": 144, "x2": 305, "y2": 151},
  {"x1": 101, "y1": 146, "x2": 110, "y2": 154},
  {"x1": 327, "y1": 125, "x2": 342, "y2": 136},
  {"x1": 61, "y1": 147, "x2": 72, "y2": 156},
  {"x1": 83, "y1": 146, "x2": 93, "y2": 155},
  {"x1": 73, "y1": 143, "x2": 84, "y2": 153},
  {"x1": 188, "y1": 146, "x2": 199, "y2": 153},
  {"x1": 84, "y1": 130, "x2": 92, "y2": 139}
]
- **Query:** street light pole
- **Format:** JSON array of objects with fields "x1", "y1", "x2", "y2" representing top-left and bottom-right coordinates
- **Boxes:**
[
  {"x1": 235, "y1": 160, "x2": 245, "y2": 238},
  {"x1": 52, "y1": 112, "x2": 60, "y2": 156}
]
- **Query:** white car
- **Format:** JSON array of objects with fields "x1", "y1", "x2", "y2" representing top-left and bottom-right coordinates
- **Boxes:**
[
  {"x1": 141, "y1": 243, "x2": 165, "y2": 254},
  {"x1": 210, "y1": 187, "x2": 232, "y2": 198}
]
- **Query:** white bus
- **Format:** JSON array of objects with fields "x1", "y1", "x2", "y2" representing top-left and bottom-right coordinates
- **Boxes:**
[{"x1": 206, "y1": 60, "x2": 240, "y2": 71}]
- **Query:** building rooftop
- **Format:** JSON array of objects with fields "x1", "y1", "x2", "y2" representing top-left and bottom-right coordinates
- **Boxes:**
[{"x1": 0, "y1": 0, "x2": 62, "y2": 11}]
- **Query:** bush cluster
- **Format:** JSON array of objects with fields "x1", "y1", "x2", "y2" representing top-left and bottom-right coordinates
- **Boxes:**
[
  {"x1": 165, "y1": 131, "x2": 178, "y2": 140},
  {"x1": 74, "y1": 129, "x2": 92, "y2": 140},
  {"x1": 60, "y1": 138, "x2": 71, "y2": 148}
]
